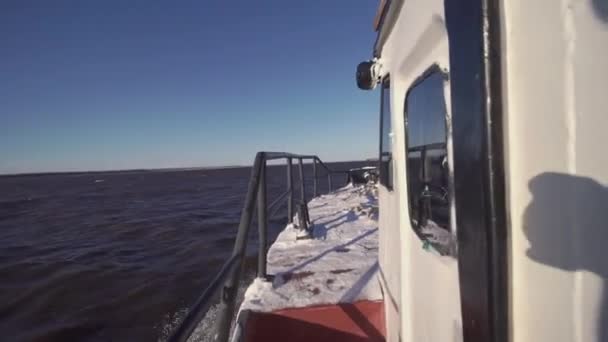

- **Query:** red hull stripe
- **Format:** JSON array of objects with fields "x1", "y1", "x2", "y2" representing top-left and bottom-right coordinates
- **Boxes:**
[{"x1": 244, "y1": 300, "x2": 385, "y2": 342}]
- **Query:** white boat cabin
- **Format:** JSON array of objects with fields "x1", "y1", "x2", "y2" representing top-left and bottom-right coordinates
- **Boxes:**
[{"x1": 358, "y1": 0, "x2": 608, "y2": 341}]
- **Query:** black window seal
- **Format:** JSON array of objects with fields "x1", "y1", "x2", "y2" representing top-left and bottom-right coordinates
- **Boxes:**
[{"x1": 444, "y1": 0, "x2": 508, "y2": 340}]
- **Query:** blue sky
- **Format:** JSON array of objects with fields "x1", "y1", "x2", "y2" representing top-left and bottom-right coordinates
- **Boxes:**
[{"x1": 0, "y1": 1, "x2": 379, "y2": 174}]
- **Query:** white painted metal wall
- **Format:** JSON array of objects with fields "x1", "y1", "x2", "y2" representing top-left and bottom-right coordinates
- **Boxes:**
[
  {"x1": 376, "y1": 0, "x2": 463, "y2": 341},
  {"x1": 503, "y1": 0, "x2": 608, "y2": 341}
]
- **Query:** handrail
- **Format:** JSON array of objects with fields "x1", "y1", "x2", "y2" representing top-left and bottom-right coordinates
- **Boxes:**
[
  {"x1": 167, "y1": 254, "x2": 241, "y2": 342},
  {"x1": 267, "y1": 189, "x2": 291, "y2": 213},
  {"x1": 269, "y1": 191, "x2": 292, "y2": 219},
  {"x1": 168, "y1": 152, "x2": 356, "y2": 342}
]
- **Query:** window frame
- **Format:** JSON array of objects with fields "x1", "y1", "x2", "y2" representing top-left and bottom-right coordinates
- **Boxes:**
[
  {"x1": 402, "y1": 65, "x2": 454, "y2": 253},
  {"x1": 378, "y1": 75, "x2": 393, "y2": 191}
]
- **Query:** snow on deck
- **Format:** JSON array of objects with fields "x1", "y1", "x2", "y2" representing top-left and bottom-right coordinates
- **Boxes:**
[{"x1": 239, "y1": 183, "x2": 381, "y2": 313}]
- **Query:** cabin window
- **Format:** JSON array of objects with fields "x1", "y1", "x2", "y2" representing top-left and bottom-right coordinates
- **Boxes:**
[
  {"x1": 404, "y1": 70, "x2": 452, "y2": 246},
  {"x1": 379, "y1": 77, "x2": 393, "y2": 190}
]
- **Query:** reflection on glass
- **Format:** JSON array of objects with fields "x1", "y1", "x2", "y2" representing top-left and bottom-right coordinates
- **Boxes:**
[{"x1": 405, "y1": 71, "x2": 450, "y2": 232}]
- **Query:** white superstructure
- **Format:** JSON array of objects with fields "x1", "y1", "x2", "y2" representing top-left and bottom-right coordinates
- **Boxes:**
[{"x1": 364, "y1": 0, "x2": 608, "y2": 341}]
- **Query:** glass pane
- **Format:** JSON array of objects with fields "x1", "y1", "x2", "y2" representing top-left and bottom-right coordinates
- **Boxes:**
[
  {"x1": 379, "y1": 78, "x2": 392, "y2": 189},
  {"x1": 405, "y1": 71, "x2": 449, "y2": 231}
]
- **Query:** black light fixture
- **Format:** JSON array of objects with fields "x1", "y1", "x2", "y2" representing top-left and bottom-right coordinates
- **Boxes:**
[{"x1": 356, "y1": 60, "x2": 380, "y2": 90}]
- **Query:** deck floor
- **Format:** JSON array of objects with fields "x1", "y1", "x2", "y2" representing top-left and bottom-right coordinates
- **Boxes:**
[{"x1": 239, "y1": 183, "x2": 381, "y2": 313}]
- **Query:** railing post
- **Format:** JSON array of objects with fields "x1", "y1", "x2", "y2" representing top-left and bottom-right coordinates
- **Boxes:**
[
  {"x1": 328, "y1": 173, "x2": 333, "y2": 192},
  {"x1": 298, "y1": 203, "x2": 309, "y2": 232},
  {"x1": 257, "y1": 160, "x2": 268, "y2": 279},
  {"x1": 298, "y1": 158, "x2": 305, "y2": 203},
  {"x1": 214, "y1": 153, "x2": 264, "y2": 342},
  {"x1": 287, "y1": 158, "x2": 294, "y2": 223},
  {"x1": 312, "y1": 158, "x2": 318, "y2": 197}
]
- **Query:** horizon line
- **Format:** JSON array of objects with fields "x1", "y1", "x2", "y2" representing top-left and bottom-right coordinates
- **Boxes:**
[{"x1": 0, "y1": 158, "x2": 376, "y2": 178}]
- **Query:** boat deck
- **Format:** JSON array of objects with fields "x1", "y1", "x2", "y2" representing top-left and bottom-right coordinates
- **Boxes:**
[
  {"x1": 240, "y1": 183, "x2": 381, "y2": 312},
  {"x1": 235, "y1": 184, "x2": 383, "y2": 341}
]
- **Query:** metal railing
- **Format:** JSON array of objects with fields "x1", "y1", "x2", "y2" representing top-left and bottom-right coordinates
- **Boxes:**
[{"x1": 168, "y1": 152, "x2": 350, "y2": 342}]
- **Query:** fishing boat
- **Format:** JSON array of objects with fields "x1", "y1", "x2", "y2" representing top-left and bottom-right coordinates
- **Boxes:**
[{"x1": 169, "y1": 0, "x2": 608, "y2": 341}]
